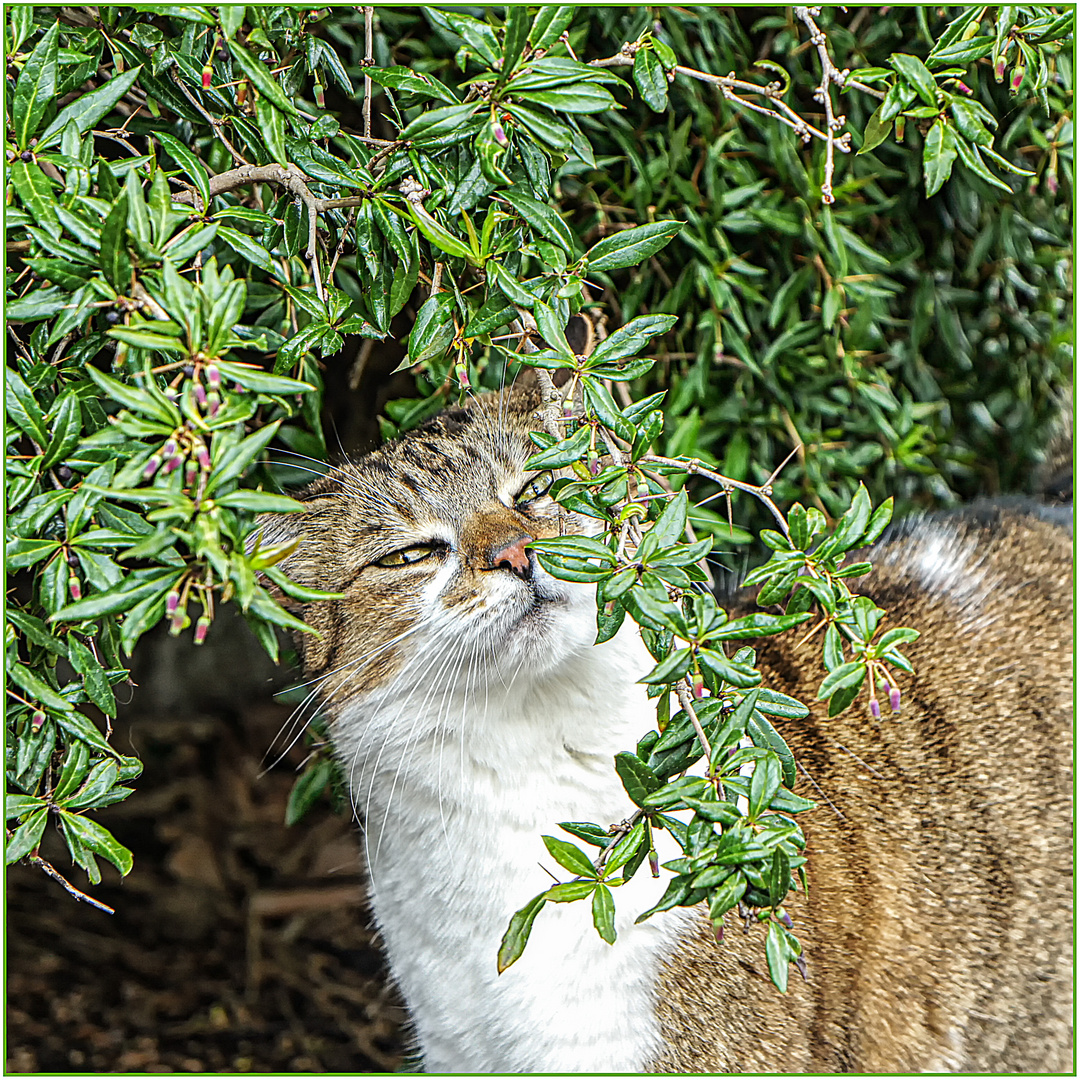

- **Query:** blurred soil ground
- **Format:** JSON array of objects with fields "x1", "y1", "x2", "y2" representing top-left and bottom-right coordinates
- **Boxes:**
[{"x1": 6, "y1": 614, "x2": 407, "y2": 1073}]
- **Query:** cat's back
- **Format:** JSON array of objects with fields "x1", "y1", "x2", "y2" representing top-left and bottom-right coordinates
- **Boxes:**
[{"x1": 653, "y1": 501, "x2": 1073, "y2": 1073}]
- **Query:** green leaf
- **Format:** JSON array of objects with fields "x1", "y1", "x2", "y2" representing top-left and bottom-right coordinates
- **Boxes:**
[
  {"x1": 10, "y1": 161, "x2": 61, "y2": 238},
  {"x1": 216, "y1": 224, "x2": 280, "y2": 273},
  {"x1": 207, "y1": 419, "x2": 283, "y2": 492},
  {"x1": 38, "y1": 66, "x2": 143, "y2": 147},
  {"x1": 156, "y1": 131, "x2": 212, "y2": 212},
  {"x1": 406, "y1": 201, "x2": 477, "y2": 262},
  {"x1": 586, "y1": 220, "x2": 683, "y2": 273},
  {"x1": 497, "y1": 892, "x2": 548, "y2": 973},
  {"x1": 228, "y1": 41, "x2": 301, "y2": 118},
  {"x1": 817, "y1": 660, "x2": 867, "y2": 700},
  {"x1": 503, "y1": 102, "x2": 573, "y2": 151},
  {"x1": 13, "y1": 21, "x2": 60, "y2": 150},
  {"x1": 400, "y1": 102, "x2": 481, "y2": 145},
  {"x1": 256, "y1": 96, "x2": 289, "y2": 167},
  {"x1": 408, "y1": 292, "x2": 457, "y2": 363},
  {"x1": 707, "y1": 870, "x2": 748, "y2": 919},
  {"x1": 5, "y1": 367, "x2": 49, "y2": 445},
  {"x1": 57, "y1": 810, "x2": 134, "y2": 875},
  {"x1": 516, "y1": 83, "x2": 618, "y2": 114},
  {"x1": 214, "y1": 490, "x2": 304, "y2": 513},
  {"x1": 500, "y1": 187, "x2": 577, "y2": 255},
  {"x1": 923, "y1": 120, "x2": 958, "y2": 198},
  {"x1": 100, "y1": 192, "x2": 132, "y2": 292},
  {"x1": 591, "y1": 883, "x2": 617, "y2": 944},
  {"x1": 544, "y1": 880, "x2": 598, "y2": 902},
  {"x1": 364, "y1": 66, "x2": 459, "y2": 104},
  {"x1": 40, "y1": 391, "x2": 81, "y2": 470},
  {"x1": 542, "y1": 835, "x2": 597, "y2": 878},
  {"x1": 889, "y1": 53, "x2": 938, "y2": 107},
  {"x1": 640, "y1": 646, "x2": 693, "y2": 685},
  {"x1": 613, "y1": 752, "x2": 662, "y2": 806},
  {"x1": 50, "y1": 567, "x2": 179, "y2": 623},
  {"x1": 284, "y1": 758, "x2": 332, "y2": 826},
  {"x1": 748, "y1": 752, "x2": 783, "y2": 819},
  {"x1": 528, "y1": 6, "x2": 575, "y2": 50},
  {"x1": 220, "y1": 5, "x2": 245, "y2": 39},
  {"x1": 214, "y1": 359, "x2": 315, "y2": 395},
  {"x1": 5, "y1": 808, "x2": 48, "y2": 864},
  {"x1": 633, "y1": 46, "x2": 668, "y2": 112}
]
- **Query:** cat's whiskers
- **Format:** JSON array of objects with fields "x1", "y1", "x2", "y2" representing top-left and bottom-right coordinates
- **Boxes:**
[
  {"x1": 365, "y1": 627, "x2": 475, "y2": 873},
  {"x1": 262, "y1": 624, "x2": 428, "y2": 777}
]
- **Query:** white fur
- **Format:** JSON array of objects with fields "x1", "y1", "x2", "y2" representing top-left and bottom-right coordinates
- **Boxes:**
[{"x1": 332, "y1": 559, "x2": 690, "y2": 1072}]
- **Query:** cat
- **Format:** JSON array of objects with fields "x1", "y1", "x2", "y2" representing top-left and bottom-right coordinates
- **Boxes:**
[{"x1": 257, "y1": 383, "x2": 1072, "y2": 1073}]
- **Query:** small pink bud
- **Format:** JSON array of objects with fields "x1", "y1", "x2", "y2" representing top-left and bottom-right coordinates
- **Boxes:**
[
  {"x1": 314, "y1": 81, "x2": 325, "y2": 109},
  {"x1": 206, "y1": 364, "x2": 221, "y2": 390},
  {"x1": 994, "y1": 55, "x2": 1006, "y2": 82},
  {"x1": 165, "y1": 589, "x2": 180, "y2": 616},
  {"x1": 206, "y1": 392, "x2": 220, "y2": 417},
  {"x1": 68, "y1": 575, "x2": 82, "y2": 601},
  {"x1": 1010, "y1": 66, "x2": 1025, "y2": 92},
  {"x1": 869, "y1": 698, "x2": 881, "y2": 719},
  {"x1": 779, "y1": 910, "x2": 793, "y2": 929},
  {"x1": 712, "y1": 921, "x2": 724, "y2": 945},
  {"x1": 193, "y1": 382, "x2": 207, "y2": 407},
  {"x1": 194, "y1": 443, "x2": 211, "y2": 470},
  {"x1": 169, "y1": 610, "x2": 185, "y2": 636},
  {"x1": 889, "y1": 686, "x2": 902, "y2": 712},
  {"x1": 587, "y1": 449, "x2": 599, "y2": 476},
  {"x1": 185, "y1": 461, "x2": 198, "y2": 487},
  {"x1": 162, "y1": 438, "x2": 178, "y2": 458},
  {"x1": 954, "y1": 80, "x2": 972, "y2": 95},
  {"x1": 201, "y1": 63, "x2": 212, "y2": 90},
  {"x1": 492, "y1": 118, "x2": 508, "y2": 147},
  {"x1": 144, "y1": 455, "x2": 162, "y2": 479},
  {"x1": 32, "y1": 710, "x2": 46, "y2": 730},
  {"x1": 692, "y1": 674, "x2": 704, "y2": 699},
  {"x1": 1046, "y1": 171, "x2": 1059, "y2": 195},
  {"x1": 193, "y1": 616, "x2": 211, "y2": 645},
  {"x1": 455, "y1": 361, "x2": 471, "y2": 390},
  {"x1": 648, "y1": 851, "x2": 660, "y2": 877},
  {"x1": 162, "y1": 454, "x2": 183, "y2": 474}
]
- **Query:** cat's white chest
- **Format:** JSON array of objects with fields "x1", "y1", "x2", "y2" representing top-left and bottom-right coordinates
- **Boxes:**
[{"x1": 333, "y1": 623, "x2": 687, "y2": 1072}]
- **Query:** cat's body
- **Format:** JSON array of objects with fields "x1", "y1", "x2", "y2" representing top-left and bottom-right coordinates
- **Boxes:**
[{"x1": 261, "y1": 386, "x2": 1072, "y2": 1073}]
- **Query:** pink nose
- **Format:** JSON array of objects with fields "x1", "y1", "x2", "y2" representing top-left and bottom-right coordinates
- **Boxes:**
[{"x1": 490, "y1": 534, "x2": 534, "y2": 579}]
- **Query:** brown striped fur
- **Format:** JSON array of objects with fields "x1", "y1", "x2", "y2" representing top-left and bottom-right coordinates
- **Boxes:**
[{"x1": 651, "y1": 504, "x2": 1073, "y2": 1072}]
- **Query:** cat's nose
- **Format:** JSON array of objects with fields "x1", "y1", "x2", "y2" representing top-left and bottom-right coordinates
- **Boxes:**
[{"x1": 490, "y1": 533, "x2": 534, "y2": 580}]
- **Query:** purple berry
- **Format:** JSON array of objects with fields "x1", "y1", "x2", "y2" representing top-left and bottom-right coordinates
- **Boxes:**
[
  {"x1": 32, "y1": 710, "x2": 46, "y2": 730},
  {"x1": 165, "y1": 589, "x2": 180, "y2": 616},
  {"x1": 206, "y1": 364, "x2": 221, "y2": 390},
  {"x1": 870, "y1": 698, "x2": 881, "y2": 719},
  {"x1": 144, "y1": 455, "x2": 162, "y2": 480},
  {"x1": 193, "y1": 616, "x2": 211, "y2": 645},
  {"x1": 889, "y1": 686, "x2": 902, "y2": 712}
]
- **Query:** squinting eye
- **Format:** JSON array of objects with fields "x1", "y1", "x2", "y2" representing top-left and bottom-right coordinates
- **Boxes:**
[
  {"x1": 515, "y1": 470, "x2": 554, "y2": 504},
  {"x1": 374, "y1": 544, "x2": 436, "y2": 568}
]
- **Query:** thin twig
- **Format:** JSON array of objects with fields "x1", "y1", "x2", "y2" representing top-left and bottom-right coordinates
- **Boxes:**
[
  {"x1": 676, "y1": 682, "x2": 713, "y2": 763},
  {"x1": 28, "y1": 855, "x2": 116, "y2": 914},
  {"x1": 170, "y1": 69, "x2": 250, "y2": 168},
  {"x1": 640, "y1": 454, "x2": 791, "y2": 536},
  {"x1": 363, "y1": 7, "x2": 374, "y2": 140}
]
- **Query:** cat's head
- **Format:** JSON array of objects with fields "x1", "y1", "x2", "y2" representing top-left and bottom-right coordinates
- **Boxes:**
[{"x1": 255, "y1": 384, "x2": 599, "y2": 709}]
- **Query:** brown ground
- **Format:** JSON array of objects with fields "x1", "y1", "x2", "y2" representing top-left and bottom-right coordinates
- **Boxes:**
[{"x1": 6, "y1": 616, "x2": 408, "y2": 1074}]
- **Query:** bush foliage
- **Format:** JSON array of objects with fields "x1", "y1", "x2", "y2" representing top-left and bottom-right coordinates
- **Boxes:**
[{"x1": 5, "y1": 4, "x2": 1072, "y2": 986}]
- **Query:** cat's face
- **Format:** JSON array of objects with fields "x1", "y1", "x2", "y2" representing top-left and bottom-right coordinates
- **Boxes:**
[{"x1": 257, "y1": 386, "x2": 598, "y2": 708}]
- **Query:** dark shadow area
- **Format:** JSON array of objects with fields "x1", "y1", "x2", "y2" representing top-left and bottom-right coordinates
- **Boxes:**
[{"x1": 6, "y1": 612, "x2": 407, "y2": 1073}]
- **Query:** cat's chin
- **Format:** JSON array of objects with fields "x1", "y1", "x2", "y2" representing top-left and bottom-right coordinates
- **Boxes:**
[{"x1": 483, "y1": 581, "x2": 597, "y2": 677}]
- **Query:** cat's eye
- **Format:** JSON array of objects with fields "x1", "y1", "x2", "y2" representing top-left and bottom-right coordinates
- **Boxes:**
[
  {"x1": 515, "y1": 470, "x2": 554, "y2": 505},
  {"x1": 374, "y1": 544, "x2": 437, "y2": 568}
]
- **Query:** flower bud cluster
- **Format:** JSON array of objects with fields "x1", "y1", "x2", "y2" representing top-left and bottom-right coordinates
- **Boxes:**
[{"x1": 143, "y1": 426, "x2": 212, "y2": 486}]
